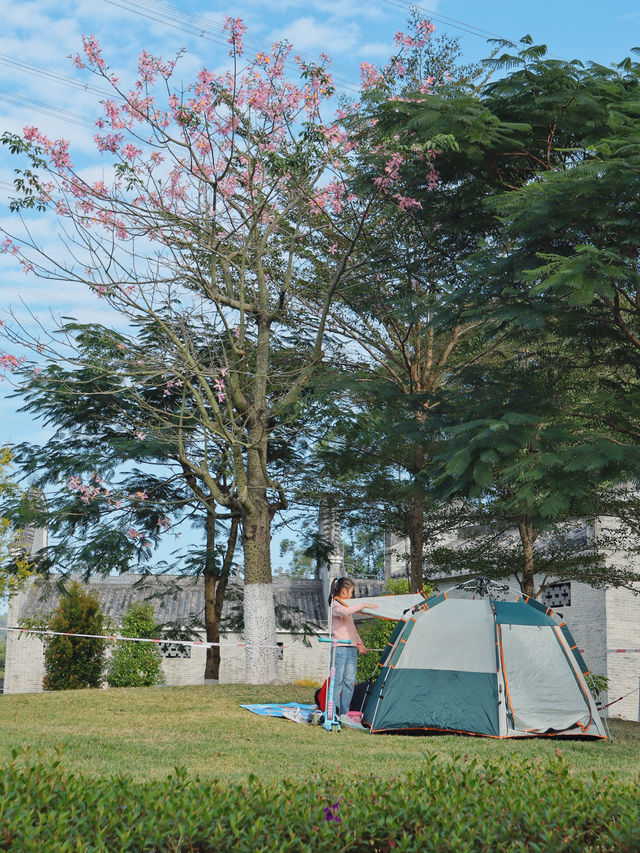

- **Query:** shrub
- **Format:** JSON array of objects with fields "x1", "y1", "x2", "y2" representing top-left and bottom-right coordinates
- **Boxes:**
[
  {"x1": 42, "y1": 581, "x2": 106, "y2": 690},
  {"x1": 1, "y1": 750, "x2": 639, "y2": 852},
  {"x1": 106, "y1": 602, "x2": 164, "y2": 688}
]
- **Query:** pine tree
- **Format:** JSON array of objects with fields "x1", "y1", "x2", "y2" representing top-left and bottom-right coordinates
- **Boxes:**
[{"x1": 43, "y1": 581, "x2": 106, "y2": 690}]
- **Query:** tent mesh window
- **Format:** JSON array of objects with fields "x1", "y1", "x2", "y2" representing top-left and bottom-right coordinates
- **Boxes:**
[{"x1": 540, "y1": 583, "x2": 571, "y2": 609}]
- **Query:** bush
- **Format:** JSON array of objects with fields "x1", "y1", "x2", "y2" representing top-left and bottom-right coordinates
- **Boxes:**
[
  {"x1": 106, "y1": 602, "x2": 164, "y2": 688},
  {"x1": 1, "y1": 750, "x2": 639, "y2": 852},
  {"x1": 42, "y1": 581, "x2": 106, "y2": 690}
]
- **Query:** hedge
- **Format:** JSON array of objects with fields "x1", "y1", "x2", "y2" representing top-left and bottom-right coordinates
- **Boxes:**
[{"x1": 1, "y1": 750, "x2": 638, "y2": 852}]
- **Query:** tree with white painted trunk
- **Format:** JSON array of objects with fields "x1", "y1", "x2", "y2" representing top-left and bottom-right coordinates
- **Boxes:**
[{"x1": 1, "y1": 19, "x2": 433, "y2": 680}]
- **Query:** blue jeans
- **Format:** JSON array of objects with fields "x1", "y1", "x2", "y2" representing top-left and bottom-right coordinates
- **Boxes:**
[{"x1": 332, "y1": 645, "x2": 357, "y2": 716}]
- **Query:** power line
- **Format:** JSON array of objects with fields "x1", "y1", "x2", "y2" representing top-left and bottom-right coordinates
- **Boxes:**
[
  {"x1": 0, "y1": 54, "x2": 114, "y2": 100},
  {"x1": 0, "y1": 90, "x2": 96, "y2": 130},
  {"x1": 380, "y1": 0, "x2": 515, "y2": 43},
  {"x1": 100, "y1": 0, "x2": 363, "y2": 92}
]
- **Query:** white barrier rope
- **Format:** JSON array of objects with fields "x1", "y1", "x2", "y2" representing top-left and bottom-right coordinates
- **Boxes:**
[
  {"x1": 3, "y1": 626, "x2": 639, "y2": 656},
  {"x1": 0, "y1": 625, "x2": 286, "y2": 649},
  {"x1": 0, "y1": 626, "x2": 392, "y2": 656},
  {"x1": 579, "y1": 648, "x2": 640, "y2": 654}
]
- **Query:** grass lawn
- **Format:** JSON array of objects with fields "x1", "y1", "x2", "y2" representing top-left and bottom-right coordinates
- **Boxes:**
[{"x1": 0, "y1": 683, "x2": 638, "y2": 783}]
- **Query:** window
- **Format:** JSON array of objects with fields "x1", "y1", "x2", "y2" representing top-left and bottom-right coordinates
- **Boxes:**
[
  {"x1": 540, "y1": 583, "x2": 571, "y2": 608},
  {"x1": 159, "y1": 642, "x2": 191, "y2": 659}
]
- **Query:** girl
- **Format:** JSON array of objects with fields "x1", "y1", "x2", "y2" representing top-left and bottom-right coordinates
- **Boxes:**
[{"x1": 329, "y1": 577, "x2": 378, "y2": 720}]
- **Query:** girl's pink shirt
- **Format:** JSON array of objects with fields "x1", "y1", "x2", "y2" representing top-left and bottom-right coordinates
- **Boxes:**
[{"x1": 330, "y1": 597, "x2": 368, "y2": 646}]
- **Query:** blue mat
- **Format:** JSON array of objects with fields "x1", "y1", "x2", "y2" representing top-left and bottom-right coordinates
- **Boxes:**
[{"x1": 240, "y1": 702, "x2": 317, "y2": 718}]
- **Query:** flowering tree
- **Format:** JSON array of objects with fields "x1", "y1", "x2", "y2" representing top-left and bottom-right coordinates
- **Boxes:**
[{"x1": 0, "y1": 20, "x2": 431, "y2": 680}]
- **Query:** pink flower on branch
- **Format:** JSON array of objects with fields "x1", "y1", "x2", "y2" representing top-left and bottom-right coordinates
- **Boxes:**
[
  {"x1": 223, "y1": 16, "x2": 247, "y2": 57},
  {"x1": 0, "y1": 353, "x2": 24, "y2": 379},
  {"x1": 393, "y1": 194, "x2": 423, "y2": 211}
]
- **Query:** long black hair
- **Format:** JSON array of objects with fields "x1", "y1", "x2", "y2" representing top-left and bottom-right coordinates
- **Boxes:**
[{"x1": 328, "y1": 576, "x2": 355, "y2": 604}]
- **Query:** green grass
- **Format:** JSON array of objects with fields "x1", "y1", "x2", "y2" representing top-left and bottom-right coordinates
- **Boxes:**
[{"x1": 0, "y1": 683, "x2": 638, "y2": 783}]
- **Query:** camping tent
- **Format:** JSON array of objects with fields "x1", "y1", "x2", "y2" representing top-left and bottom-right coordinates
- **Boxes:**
[{"x1": 361, "y1": 591, "x2": 608, "y2": 739}]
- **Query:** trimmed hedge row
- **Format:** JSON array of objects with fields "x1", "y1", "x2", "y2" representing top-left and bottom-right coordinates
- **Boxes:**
[{"x1": 1, "y1": 750, "x2": 639, "y2": 852}]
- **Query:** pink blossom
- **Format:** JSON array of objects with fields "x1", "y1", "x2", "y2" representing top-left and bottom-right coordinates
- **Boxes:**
[
  {"x1": 121, "y1": 143, "x2": 142, "y2": 163},
  {"x1": 81, "y1": 34, "x2": 107, "y2": 70},
  {"x1": 360, "y1": 62, "x2": 381, "y2": 92},
  {"x1": 1, "y1": 237, "x2": 19, "y2": 256},
  {"x1": 328, "y1": 243, "x2": 338, "y2": 255},
  {"x1": 393, "y1": 194, "x2": 423, "y2": 211},
  {"x1": 0, "y1": 353, "x2": 24, "y2": 380},
  {"x1": 127, "y1": 528, "x2": 139, "y2": 540},
  {"x1": 223, "y1": 16, "x2": 247, "y2": 56}
]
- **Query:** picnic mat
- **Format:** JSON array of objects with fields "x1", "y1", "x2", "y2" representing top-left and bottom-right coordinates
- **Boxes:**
[
  {"x1": 240, "y1": 703, "x2": 367, "y2": 730},
  {"x1": 240, "y1": 702, "x2": 317, "y2": 718}
]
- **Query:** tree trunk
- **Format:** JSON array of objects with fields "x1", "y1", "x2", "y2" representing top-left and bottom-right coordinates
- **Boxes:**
[
  {"x1": 408, "y1": 489, "x2": 425, "y2": 593},
  {"x1": 204, "y1": 511, "x2": 239, "y2": 681},
  {"x1": 517, "y1": 519, "x2": 536, "y2": 597},
  {"x1": 242, "y1": 494, "x2": 279, "y2": 683},
  {"x1": 408, "y1": 442, "x2": 426, "y2": 593}
]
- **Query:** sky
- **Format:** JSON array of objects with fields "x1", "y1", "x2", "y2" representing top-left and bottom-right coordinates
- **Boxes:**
[{"x1": 0, "y1": 0, "x2": 638, "y2": 579}]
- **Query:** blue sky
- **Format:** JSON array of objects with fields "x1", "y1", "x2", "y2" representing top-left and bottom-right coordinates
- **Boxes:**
[{"x1": 0, "y1": 0, "x2": 637, "y2": 576}]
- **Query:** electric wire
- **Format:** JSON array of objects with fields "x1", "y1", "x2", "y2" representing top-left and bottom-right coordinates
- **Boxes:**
[
  {"x1": 0, "y1": 54, "x2": 114, "y2": 99},
  {"x1": 101, "y1": 0, "x2": 364, "y2": 91},
  {"x1": 0, "y1": 89, "x2": 96, "y2": 130},
  {"x1": 379, "y1": 0, "x2": 515, "y2": 43}
]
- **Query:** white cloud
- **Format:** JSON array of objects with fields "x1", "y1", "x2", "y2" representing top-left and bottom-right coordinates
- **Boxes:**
[{"x1": 272, "y1": 15, "x2": 361, "y2": 54}]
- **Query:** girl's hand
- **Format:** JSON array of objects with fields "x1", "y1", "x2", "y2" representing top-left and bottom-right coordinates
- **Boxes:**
[{"x1": 357, "y1": 642, "x2": 367, "y2": 654}]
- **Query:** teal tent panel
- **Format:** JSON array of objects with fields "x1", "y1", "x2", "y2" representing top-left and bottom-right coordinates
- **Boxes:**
[
  {"x1": 494, "y1": 600, "x2": 554, "y2": 627},
  {"x1": 412, "y1": 591, "x2": 447, "y2": 613},
  {"x1": 366, "y1": 669, "x2": 500, "y2": 736}
]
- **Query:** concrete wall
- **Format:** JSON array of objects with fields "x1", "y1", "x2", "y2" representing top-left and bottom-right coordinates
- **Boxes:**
[
  {"x1": 3, "y1": 623, "x2": 330, "y2": 694},
  {"x1": 3, "y1": 587, "x2": 46, "y2": 694},
  {"x1": 603, "y1": 584, "x2": 640, "y2": 721}
]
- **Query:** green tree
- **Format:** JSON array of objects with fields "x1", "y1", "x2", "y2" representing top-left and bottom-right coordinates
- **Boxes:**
[
  {"x1": 429, "y1": 339, "x2": 640, "y2": 595},
  {"x1": 371, "y1": 38, "x2": 640, "y2": 594},
  {"x1": 1, "y1": 327, "x2": 240, "y2": 681},
  {"x1": 107, "y1": 602, "x2": 164, "y2": 688},
  {"x1": 309, "y1": 20, "x2": 498, "y2": 593},
  {"x1": 0, "y1": 447, "x2": 35, "y2": 599},
  {"x1": 41, "y1": 581, "x2": 107, "y2": 690}
]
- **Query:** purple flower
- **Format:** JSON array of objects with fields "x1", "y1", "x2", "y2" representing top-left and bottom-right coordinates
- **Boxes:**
[{"x1": 324, "y1": 800, "x2": 342, "y2": 823}]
